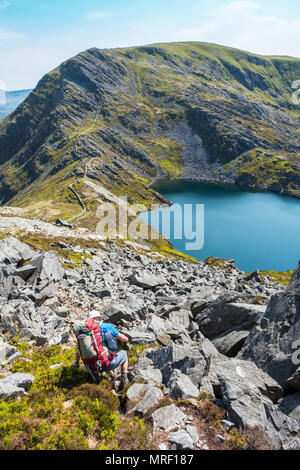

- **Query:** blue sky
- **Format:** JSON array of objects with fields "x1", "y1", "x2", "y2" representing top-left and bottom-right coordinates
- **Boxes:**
[{"x1": 1, "y1": 0, "x2": 300, "y2": 90}]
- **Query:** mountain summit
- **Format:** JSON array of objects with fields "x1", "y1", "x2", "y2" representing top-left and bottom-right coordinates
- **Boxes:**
[{"x1": 0, "y1": 42, "x2": 300, "y2": 225}]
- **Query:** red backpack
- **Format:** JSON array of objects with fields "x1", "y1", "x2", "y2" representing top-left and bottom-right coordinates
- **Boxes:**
[{"x1": 74, "y1": 318, "x2": 116, "y2": 381}]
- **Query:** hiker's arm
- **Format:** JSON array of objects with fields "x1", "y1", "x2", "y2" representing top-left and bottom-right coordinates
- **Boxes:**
[{"x1": 117, "y1": 333, "x2": 129, "y2": 344}]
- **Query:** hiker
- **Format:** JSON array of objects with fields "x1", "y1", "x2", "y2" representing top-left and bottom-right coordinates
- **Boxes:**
[{"x1": 72, "y1": 310, "x2": 130, "y2": 391}]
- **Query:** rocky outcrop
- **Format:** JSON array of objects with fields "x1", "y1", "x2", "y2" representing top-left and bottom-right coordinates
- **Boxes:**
[
  {"x1": 0, "y1": 235, "x2": 299, "y2": 449},
  {"x1": 0, "y1": 238, "x2": 70, "y2": 345},
  {"x1": 239, "y1": 262, "x2": 300, "y2": 390}
]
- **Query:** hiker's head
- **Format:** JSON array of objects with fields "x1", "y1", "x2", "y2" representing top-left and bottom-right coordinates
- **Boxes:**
[{"x1": 89, "y1": 310, "x2": 102, "y2": 322}]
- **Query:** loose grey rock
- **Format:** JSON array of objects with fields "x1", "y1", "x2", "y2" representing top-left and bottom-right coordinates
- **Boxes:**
[
  {"x1": 131, "y1": 272, "x2": 167, "y2": 289},
  {"x1": 286, "y1": 368, "x2": 300, "y2": 392},
  {"x1": 168, "y1": 370, "x2": 199, "y2": 400},
  {"x1": 0, "y1": 336, "x2": 18, "y2": 364},
  {"x1": 185, "y1": 425, "x2": 199, "y2": 443},
  {"x1": 14, "y1": 264, "x2": 37, "y2": 281},
  {"x1": 138, "y1": 369, "x2": 163, "y2": 385},
  {"x1": 197, "y1": 295, "x2": 265, "y2": 339},
  {"x1": 0, "y1": 373, "x2": 35, "y2": 400},
  {"x1": 279, "y1": 392, "x2": 300, "y2": 421},
  {"x1": 126, "y1": 383, "x2": 149, "y2": 402},
  {"x1": 151, "y1": 404, "x2": 187, "y2": 432},
  {"x1": 133, "y1": 387, "x2": 164, "y2": 417},
  {"x1": 0, "y1": 237, "x2": 34, "y2": 265},
  {"x1": 212, "y1": 329, "x2": 249, "y2": 357},
  {"x1": 167, "y1": 429, "x2": 194, "y2": 450}
]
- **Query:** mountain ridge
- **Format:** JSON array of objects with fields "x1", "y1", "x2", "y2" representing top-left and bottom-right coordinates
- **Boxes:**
[{"x1": 0, "y1": 41, "x2": 299, "y2": 229}]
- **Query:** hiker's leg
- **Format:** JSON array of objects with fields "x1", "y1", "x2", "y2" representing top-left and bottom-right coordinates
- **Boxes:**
[
  {"x1": 119, "y1": 352, "x2": 129, "y2": 391},
  {"x1": 106, "y1": 351, "x2": 128, "y2": 391},
  {"x1": 121, "y1": 356, "x2": 128, "y2": 375}
]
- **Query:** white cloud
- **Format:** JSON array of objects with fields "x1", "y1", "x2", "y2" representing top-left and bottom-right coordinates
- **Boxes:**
[
  {"x1": 175, "y1": 1, "x2": 300, "y2": 58},
  {"x1": 86, "y1": 10, "x2": 108, "y2": 20},
  {"x1": 0, "y1": 28, "x2": 22, "y2": 40}
]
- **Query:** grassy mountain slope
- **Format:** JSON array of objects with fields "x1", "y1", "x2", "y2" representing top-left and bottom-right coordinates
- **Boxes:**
[{"x1": 0, "y1": 41, "x2": 300, "y2": 228}]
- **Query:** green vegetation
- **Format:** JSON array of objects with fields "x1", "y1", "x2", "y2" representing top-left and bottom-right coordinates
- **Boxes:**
[
  {"x1": 259, "y1": 270, "x2": 294, "y2": 286},
  {"x1": 205, "y1": 256, "x2": 237, "y2": 273},
  {"x1": 0, "y1": 339, "x2": 154, "y2": 450},
  {"x1": 0, "y1": 337, "x2": 275, "y2": 451}
]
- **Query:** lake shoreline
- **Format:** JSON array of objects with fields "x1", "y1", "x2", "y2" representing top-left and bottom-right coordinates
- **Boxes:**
[{"x1": 141, "y1": 181, "x2": 300, "y2": 272}]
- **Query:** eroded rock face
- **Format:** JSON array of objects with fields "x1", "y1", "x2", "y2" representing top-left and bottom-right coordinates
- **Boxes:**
[
  {"x1": 196, "y1": 293, "x2": 266, "y2": 339},
  {"x1": 0, "y1": 237, "x2": 34, "y2": 265},
  {"x1": 239, "y1": 262, "x2": 300, "y2": 389}
]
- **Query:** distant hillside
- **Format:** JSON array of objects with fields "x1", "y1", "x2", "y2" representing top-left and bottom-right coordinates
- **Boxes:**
[
  {"x1": 0, "y1": 42, "x2": 299, "y2": 227},
  {"x1": 0, "y1": 89, "x2": 32, "y2": 120}
]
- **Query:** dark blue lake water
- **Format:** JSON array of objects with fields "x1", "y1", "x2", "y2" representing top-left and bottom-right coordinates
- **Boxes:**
[{"x1": 139, "y1": 182, "x2": 300, "y2": 272}]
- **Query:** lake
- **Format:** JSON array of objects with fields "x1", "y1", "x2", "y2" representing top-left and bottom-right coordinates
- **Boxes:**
[{"x1": 139, "y1": 181, "x2": 300, "y2": 272}]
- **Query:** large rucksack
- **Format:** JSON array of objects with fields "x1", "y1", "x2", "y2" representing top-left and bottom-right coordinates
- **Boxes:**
[{"x1": 74, "y1": 319, "x2": 116, "y2": 381}]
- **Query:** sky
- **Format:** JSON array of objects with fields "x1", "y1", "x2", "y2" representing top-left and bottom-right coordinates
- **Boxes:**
[{"x1": 0, "y1": 0, "x2": 300, "y2": 90}]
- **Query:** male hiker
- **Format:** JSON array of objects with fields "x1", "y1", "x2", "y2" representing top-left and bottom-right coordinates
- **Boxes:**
[{"x1": 72, "y1": 310, "x2": 130, "y2": 392}]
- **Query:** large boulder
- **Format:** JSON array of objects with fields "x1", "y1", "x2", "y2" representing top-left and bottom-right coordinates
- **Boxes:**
[
  {"x1": 0, "y1": 264, "x2": 15, "y2": 297},
  {"x1": 167, "y1": 370, "x2": 200, "y2": 400},
  {"x1": 279, "y1": 393, "x2": 300, "y2": 421},
  {"x1": 147, "y1": 309, "x2": 191, "y2": 339},
  {"x1": 132, "y1": 387, "x2": 164, "y2": 417},
  {"x1": 209, "y1": 356, "x2": 283, "y2": 403},
  {"x1": 101, "y1": 303, "x2": 135, "y2": 324},
  {"x1": 239, "y1": 263, "x2": 300, "y2": 389},
  {"x1": 122, "y1": 328, "x2": 156, "y2": 345},
  {"x1": 286, "y1": 368, "x2": 300, "y2": 391},
  {"x1": 147, "y1": 343, "x2": 207, "y2": 385},
  {"x1": 212, "y1": 329, "x2": 249, "y2": 357},
  {"x1": 167, "y1": 429, "x2": 194, "y2": 450},
  {"x1": 0, "y1": 237, "x2": 34, "y2": 265},
  {"x1": 131, "y1": 271, "x2": 167, "y2": 289},
  {"x1": 150, "y1": 404, "x2": 187, "y2": 432},
  {"x1": 196, "y1": 293, "x2": 265, "y2": 339},
  {"x1": 206, "y1": 354, "x2": 300, "y2": 449}
]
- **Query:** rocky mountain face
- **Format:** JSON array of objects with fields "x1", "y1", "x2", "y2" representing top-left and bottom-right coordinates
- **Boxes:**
[
  {"x1": 1, "y1": 231, "x2": 300, "y2": 450},
  {"x1": 239, "y1": 265, "x2": 300, "y2": 390},
  {"x1": 0, "y1": 42, "x2": 300, "y2": 226}
]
